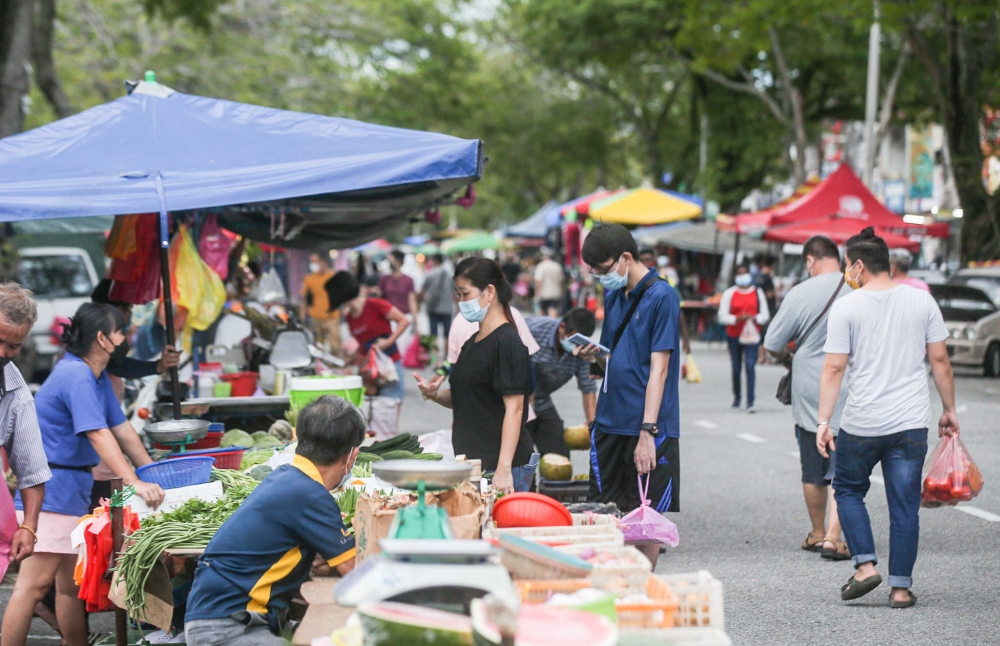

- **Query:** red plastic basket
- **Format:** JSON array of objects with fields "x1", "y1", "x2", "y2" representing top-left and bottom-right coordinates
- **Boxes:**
[
  {"x1": 154, "y1": 431, "x2": 223, "y2": 452},
  {"x1": 221, "y1": 372, "x2": 258, "y2": 397},
  {"x1": 492, "y1": 492, "x2": 573, "y2": 528},
  {"x1": 168, "y1": 447, "x2": 245, "y2": 470}
]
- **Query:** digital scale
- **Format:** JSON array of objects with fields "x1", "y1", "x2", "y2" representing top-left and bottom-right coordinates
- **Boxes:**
[{"x1": 335, "y1": 460, "x2": 515, "y2": 612}]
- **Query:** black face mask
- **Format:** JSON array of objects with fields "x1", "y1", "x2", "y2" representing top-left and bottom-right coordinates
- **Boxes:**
[{"x1": 107, "y1": 338, "x2": 130, "y2": 367}]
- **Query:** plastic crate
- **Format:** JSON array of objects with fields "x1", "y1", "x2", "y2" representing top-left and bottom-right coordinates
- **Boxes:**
[
  {"x1": 659, "y1": 571, "x2": 725, "y2": 629},
  {"x1": 497, "y1": 524, "x2": 624, "y2": 548},
  {"x1": 135, "y1": 456, "x2": 215, "y2": 489},
  {"x1": 615, "y1": 574, "x2": 679, "y2": 629},
  {"x1": 571, "y1": 513, "x2": 620, "y2": 527},
  {"x1": 538, "y1": 478, "x2": 589, "y2": 503},
  {"x1": 557, "y1": 545, "x2": 652, "y2": 592},
  {"x1": 515, "y1": 578, "x2": 593, "y2": 603},
  {"x1": 618, "y1": 627, "x2": 732, "y2": 646},
  {"x1": 154, "y1": 430, "x2": 223, "y2": 452},
  {"x1": 167, "y1": 447, "x2": 245, "y2": 470}
]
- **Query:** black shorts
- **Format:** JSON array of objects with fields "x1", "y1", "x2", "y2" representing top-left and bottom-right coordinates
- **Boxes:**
[
  {"x1": 539, "y1": 299, "x2": 560, "y2": 312},
  {"x1": 589, "y1": 427, "x2": 679, "y2": 514},
  {"x1": 796, "y1": 425, "x2": 835, "y2": 486}
]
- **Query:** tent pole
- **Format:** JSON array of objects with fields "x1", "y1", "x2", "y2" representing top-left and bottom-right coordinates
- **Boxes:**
[
  {"x1": 733, "y1": 232, "x2": 741, "y2": 263},
  {"x1": 155, "y1": 174, "x2": 182, "y2": 420}
]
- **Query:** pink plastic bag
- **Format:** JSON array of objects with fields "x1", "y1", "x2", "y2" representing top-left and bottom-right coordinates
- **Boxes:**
[
  {"x1": 0, "y1": 479, "x2": 18, "y2": 581},
  {"x1": 620, "y1": 475, "x2": 680, "y2": 547},
  {"x1": 402, "y1": 336, "x2": 429, "y2": 369},
  {"x1": 198, "y1": 214, "x2": 233, "y2": 280}
]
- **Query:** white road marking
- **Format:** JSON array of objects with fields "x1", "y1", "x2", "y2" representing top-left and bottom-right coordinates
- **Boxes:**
[
  {"x1": 869, "y1": 474, "x2": 885, "y2": 486},
  {"x1": 790, "y1": 451, "x2": 800, "y2": 459},
  {"x1": 736, "y1": 432, "x2": 767, "y2": 444},
  {"x1": 694, "y1": 420, "x2": 719, "y2": 429},
  {"x1": 953, "y1": 506, "x2": 1000, "y2": 522},
  {"x1": 956, "y1": 403, "x2": 969, "y2": 413}
]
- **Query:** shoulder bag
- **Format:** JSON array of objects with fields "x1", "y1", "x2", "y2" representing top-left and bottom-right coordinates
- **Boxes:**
[{"x1": 776, "y1": 277, "x2": 845, "y2": 405}]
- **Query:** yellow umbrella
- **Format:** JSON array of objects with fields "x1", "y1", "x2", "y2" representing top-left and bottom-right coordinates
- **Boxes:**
[{"x1": 588, "y1": 187, "x2": 702, "y2": 226}]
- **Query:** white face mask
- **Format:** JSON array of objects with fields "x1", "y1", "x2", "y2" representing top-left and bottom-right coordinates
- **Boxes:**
[
  {"x1": 337, "y1": 448, "x2": 358, "y2": 490},
  {"x1": 309, "y1": 262, "x2": 321, "y2": 274}
]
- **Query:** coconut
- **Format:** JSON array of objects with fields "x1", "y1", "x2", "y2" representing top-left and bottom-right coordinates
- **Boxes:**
[
  {"x1": 563, "y1": 425, "x2": 591, "y2": 451},
  {"x1": 538, "y1": 453, "x2": 572, "y2": 481}
]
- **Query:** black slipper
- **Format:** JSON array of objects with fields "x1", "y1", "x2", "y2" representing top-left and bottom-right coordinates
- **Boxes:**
[
  {"x1": 889, "y1": 592, "x2": 917, "y2": 608},
  {"x1": 840, "y1": 574, "x2": 882, "y2": 600}
]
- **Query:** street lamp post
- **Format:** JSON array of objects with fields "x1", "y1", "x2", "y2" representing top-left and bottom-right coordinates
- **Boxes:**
[{"x1": 861, "y1": 2, "x2": 881, "y2": 187}]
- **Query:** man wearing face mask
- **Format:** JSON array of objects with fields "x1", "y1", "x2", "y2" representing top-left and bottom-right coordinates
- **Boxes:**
[
  {"x1": 524, "y1": 308, "x2": 599, "y2": 456},
  {"x1": 817, "y1": 227, "x2": 956, "y2": 608},
  {"x1": 764, "y1": 236, "x2": 850, "y2": 560},
  {"x1": 301, "y1": 253, "x2": 341, "y2": 353},
  {"x1": 185, "y1": 396, "x2": 362, "y2": 645},
  {"x1": 576, "y1": 224, "x2": 682, "y2": 567}
]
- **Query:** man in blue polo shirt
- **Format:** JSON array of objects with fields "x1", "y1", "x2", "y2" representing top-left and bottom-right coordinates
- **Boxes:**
[
  {"x1": 184, "y1": 396, "x2": 364, "y2": 645},
  {"x1": 579, "y1": 224, "x2": 681, "y2": 565}
]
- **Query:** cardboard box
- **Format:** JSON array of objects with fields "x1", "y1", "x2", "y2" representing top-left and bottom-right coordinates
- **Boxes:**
[{"x1": 354, "y1": 481, "x2": 485, "y2": 562}]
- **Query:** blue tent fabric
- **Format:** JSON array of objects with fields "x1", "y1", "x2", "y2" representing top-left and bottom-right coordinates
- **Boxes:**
[
  {"x1": 0, "y1": 82, "x2": 482, "y2": 249},
  {"x1": 505, "y1": 201, "x2": 559, "y2": 238}
]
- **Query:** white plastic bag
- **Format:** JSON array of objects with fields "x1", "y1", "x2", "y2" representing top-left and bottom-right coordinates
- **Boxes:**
[
  {"x1": 738, "y1": 319, "x2": 760, "y2": 345},
  {"x1": 364, "y1": 395, "x2": 401, "y2": 440},
  {"x1": 255, "y1": 268, "x2": 287, "y2": 304},
  {"x1": 418, "y1": 429, "x2": 455, "y2": 462}
]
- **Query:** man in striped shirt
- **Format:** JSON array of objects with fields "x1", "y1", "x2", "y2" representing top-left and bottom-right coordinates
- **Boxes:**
[
  {"x1": 525, "y1": 309, "x2": 599, "y2": 456},
  {"x1": 0, "y1": 282, "x2": 51, "y2": 562}
]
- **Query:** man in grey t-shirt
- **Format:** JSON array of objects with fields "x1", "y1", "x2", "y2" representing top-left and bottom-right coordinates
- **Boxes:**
[
  {"x1": 420, "y1": 253, "x2": 454, "y2": 370},
  {"x1": 764, "y1": 236, "x2": 849, "y2": 560},
  {"x1": 817, "y1": 228, "x2": 957, "y2": 609}
]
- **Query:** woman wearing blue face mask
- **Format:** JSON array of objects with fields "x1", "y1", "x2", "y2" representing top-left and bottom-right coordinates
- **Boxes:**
[
  {"x1": 413, "y1": 258, "x2": 536, "y2": 494},
  {"x1": 718, "y1": 264, "x2": 771, "y2": 413}
]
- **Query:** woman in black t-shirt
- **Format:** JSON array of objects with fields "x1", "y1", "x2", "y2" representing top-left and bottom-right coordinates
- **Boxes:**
[{"x1": 413, "y1": 258, "x2": 535, "y2": 493}]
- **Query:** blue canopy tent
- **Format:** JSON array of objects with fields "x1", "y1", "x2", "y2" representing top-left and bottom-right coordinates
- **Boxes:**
[
  {"x1": 504, "y1": 200, "x2": 559, "y2": 238},
  {"x1": 0, "y1": 74, "x2": 483, "y2": 416}
]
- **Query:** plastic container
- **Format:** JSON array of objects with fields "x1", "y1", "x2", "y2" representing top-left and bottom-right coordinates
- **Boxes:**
[
  {"x1": 289, "y1": 375, "x2": 364, "y2": 410},
  {"x1": 659, "y1": 571, "x2": 725, "y2": 629},
  {"x1": 136, "y1": 456, "x2": 215, "y2": 489},
  {"x1": 497, "y1": 524, "x2": 624, "y2": 549},
  {"x1": 493, "y1": 492, "x2": 573, "y2": 528},
  {"x1": 614, "y1": 574, "x2": 679, "y2": 629},
  {"x1": 498, "y1": 534, "x2": 593, "y2": 581},
  {"x1": 559, "y1": 546, "x2": 653, "y2": 592},
  {"x1": 221, "y1": 372, "x2": 258, "y2": 397},
  {"x1": 167, "y1": 447, "x2": 245, "y2": 470},
  {"x1": 516, "y1": 578, "x2": 593, "y2": 604},
  {"x1": 214, "y1": 382, "x2": 232, "y2": 398},
  {"x1": 154, "y1": 430, "x2": 223, "y2": 452}
]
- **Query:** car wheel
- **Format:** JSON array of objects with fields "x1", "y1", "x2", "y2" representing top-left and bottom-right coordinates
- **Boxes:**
[{"x1": 985, "y1": 342, "x2": 1000, "y2": 378}]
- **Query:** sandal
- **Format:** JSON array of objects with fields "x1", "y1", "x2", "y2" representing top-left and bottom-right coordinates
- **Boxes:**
[
  {"x1": 889, "y1": 592, "x2": 917, "y2": 609},
  {"x1": 820, "y1": 537, "x2": 851, "y2": 561},
  {"x1": 801, "y1": 533, "x2": 825, "y2": 552},
  {"x1": 841, "y1": 573, "x2": 882, "y2": 600}
]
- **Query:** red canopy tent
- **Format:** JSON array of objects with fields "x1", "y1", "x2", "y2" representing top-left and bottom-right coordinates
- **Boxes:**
[
  {"x1": 763, "y1": 215, "x2": 921, "y2": 252},
  {"x1": 720, "y1": 165, "x2": 949, "y2": 239}
]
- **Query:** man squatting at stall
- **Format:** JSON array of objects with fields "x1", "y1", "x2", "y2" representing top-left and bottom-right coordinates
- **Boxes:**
[{"x1": 184, "y1": 396, "x2": 363, "y2": 646}]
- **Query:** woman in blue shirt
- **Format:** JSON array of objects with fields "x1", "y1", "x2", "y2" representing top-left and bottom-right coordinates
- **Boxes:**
[{"x1": 3, "y1": 303, "x2": 166, "y2": 646}]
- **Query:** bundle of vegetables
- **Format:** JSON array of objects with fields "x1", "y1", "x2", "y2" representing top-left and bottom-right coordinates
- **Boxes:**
[
  {"x1": 358, "y1": 433, "x2": 442, "y2": 462},
  {"x1": 240, "y1": 450, "x2": 274, "y2": 471},
  {"x1": 336, "y1": 487, "x2": 359, "y2": 534},
  {"x1": 115, "y1": 469, "x2": 258, "y2": 618}
]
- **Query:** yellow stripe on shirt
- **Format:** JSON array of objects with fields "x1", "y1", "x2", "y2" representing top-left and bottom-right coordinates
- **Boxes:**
[
  {"x1": 247, "y1": 547, "x2": 302, "y2": 613},
  {"x1": 326, "y1": 547, "x2": 356, "y2": 568}
]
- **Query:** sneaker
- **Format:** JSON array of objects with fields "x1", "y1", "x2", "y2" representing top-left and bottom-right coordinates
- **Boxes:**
[
  {"x1": 747, "y1": 406, "x2": 757, "y2": 414},
  {"x1": 732, "y1": 401, "x2": 741, "y2": 409}
]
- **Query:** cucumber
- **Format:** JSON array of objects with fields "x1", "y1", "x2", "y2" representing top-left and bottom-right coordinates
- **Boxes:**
[
  {"x1": 366, "y1": 434, "x2": 414, "y2": 454},
  {"x1": 415, "y1": 453, "x2": 443, "y2": 461},
  {"x1": 379, "y1": 450, "x2": 417, "y2": 460},
  {"x1": 356, "y1": 453, "x2": 384, "y2": 463}
]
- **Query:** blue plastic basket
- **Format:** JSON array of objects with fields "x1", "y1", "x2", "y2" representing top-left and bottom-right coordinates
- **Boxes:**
[{"x1": 135, "y1": 456, "x2": 215, "y2": 490}]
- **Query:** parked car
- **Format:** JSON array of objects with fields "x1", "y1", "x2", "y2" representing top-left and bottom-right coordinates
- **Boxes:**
[
  {"x1": 17, "y1": 247, "x2": 100, "y2": 380},
  {"x1": 930, "y1": 284, "x2": 1000, "y2": 377},
  {"x1": 947, "y1": 266, "x2": 1000, "y2": 308}
]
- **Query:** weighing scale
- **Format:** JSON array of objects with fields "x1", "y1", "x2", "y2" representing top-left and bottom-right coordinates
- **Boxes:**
[
  {"x1": 335, "y1": 460, "x2": 515, "y2": 611},
  {"x1": 144, "y1": 419, "x2": 210, "y2": 454}
]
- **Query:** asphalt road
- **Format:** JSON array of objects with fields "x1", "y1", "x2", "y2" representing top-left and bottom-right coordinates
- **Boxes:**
[{"x1": 3, "y1": 343, "x2": 998, "y2": 645}]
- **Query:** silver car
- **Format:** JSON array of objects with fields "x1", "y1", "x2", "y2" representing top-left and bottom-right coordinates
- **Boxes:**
[{"x1": 931, "y1": 284, "x2": 1000, "y2": 377}]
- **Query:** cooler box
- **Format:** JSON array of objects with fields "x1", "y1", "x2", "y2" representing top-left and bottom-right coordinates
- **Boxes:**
[{"x1": 289, "y1": 375, "x2": 364, "y2": 410}]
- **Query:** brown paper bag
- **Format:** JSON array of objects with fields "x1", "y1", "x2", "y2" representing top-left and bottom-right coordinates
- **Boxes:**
[
  {"x1": 354, "y1": 483, "x2": 486, "y2": 563},
  {"x1": 109, "y1": 560, "x2": 174, "y2": 631}
]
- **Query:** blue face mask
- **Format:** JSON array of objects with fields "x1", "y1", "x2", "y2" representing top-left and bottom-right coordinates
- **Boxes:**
[
  {"x1": 598, "y1": 257, "x2": 628, "y2": 291},
  {"x1": 735, "y1": 274, "x2": 753, "y2": 288},
  {"x1": 458, "y1": 295, "x2": 488, "y2": 323},
  {"x1": 560, "y1": 338, "x2": 577, "y2": 354}
]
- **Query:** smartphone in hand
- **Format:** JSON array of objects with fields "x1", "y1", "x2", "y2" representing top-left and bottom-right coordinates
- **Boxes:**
[{"x1": 567, "y1": 333, "x2": 611, "y2": 359}]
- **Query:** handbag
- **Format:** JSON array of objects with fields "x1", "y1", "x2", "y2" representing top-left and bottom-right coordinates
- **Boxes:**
[{"x1": 776, "y1": 277, "x2": 846, "y2": 405}]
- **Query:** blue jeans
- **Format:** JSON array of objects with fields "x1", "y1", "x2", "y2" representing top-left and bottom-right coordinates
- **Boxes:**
[
  {"x1": 833, "y1": 428, "x2": 928, "y2": 589},
  {"x1": 725, "y1": 337, "x2": 759, "y2": 407},
  {"x1": 378, "y1": 360, "x2": 406, "y2": 401},
  {"x1": 511, "y1": 452, "x2": 540, "y2": 492}
]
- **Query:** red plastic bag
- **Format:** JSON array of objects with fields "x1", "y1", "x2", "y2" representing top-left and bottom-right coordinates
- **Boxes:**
[
  {"x1": 0, "y1": 475, "x2": 17, "y2": 582},
  {"x1": 198, "y1": 214, "x2": 233, "y2": 280},
  {"x1": 921, "y1": 434, "x2": 984, "y2": 508},
  {"x1": 402, "y1": 336, "x2": 429, "y2": 369}
]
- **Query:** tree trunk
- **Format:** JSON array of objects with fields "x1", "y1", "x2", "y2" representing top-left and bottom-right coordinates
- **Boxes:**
[
  {"x1": 32, "y1": 0, "x2": 73, "y2": 119},
  {"x1": 790, "y1": 89, "x2": 807, "y2": 186},
  {"x1": 0, "y1": 0, "x2": 35, "y2": 137}
]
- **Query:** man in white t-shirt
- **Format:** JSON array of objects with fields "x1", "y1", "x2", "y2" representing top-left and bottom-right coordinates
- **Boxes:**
[{"x1": 817, "y1": 227, "x2": 958, "y2": 609}]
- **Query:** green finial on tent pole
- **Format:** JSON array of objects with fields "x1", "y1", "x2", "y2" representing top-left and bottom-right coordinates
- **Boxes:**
[{"x1": 144, "y1": 70, "x2": 157, "y2": 83}]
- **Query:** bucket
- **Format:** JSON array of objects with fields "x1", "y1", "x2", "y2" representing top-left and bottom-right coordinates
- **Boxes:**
[
  {"x1": 221, "y1": 372, "x2": 257, "y2": 397},
  {"x1": 289, "y1": 375, "x2": 364, "y2": 410}
]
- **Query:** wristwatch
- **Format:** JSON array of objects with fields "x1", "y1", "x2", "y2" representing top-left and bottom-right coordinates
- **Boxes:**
[{"x1": 640, "y1": 423, "x2": 660, "y2": 437}]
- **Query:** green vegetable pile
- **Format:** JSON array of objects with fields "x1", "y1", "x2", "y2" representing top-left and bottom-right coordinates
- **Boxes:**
[
  {"x1": 358, "y1": 433, "x2": 441, "y2": 462},
  {"x1": 115, "y1": 468, "x2": 258, "y2": 619}
]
